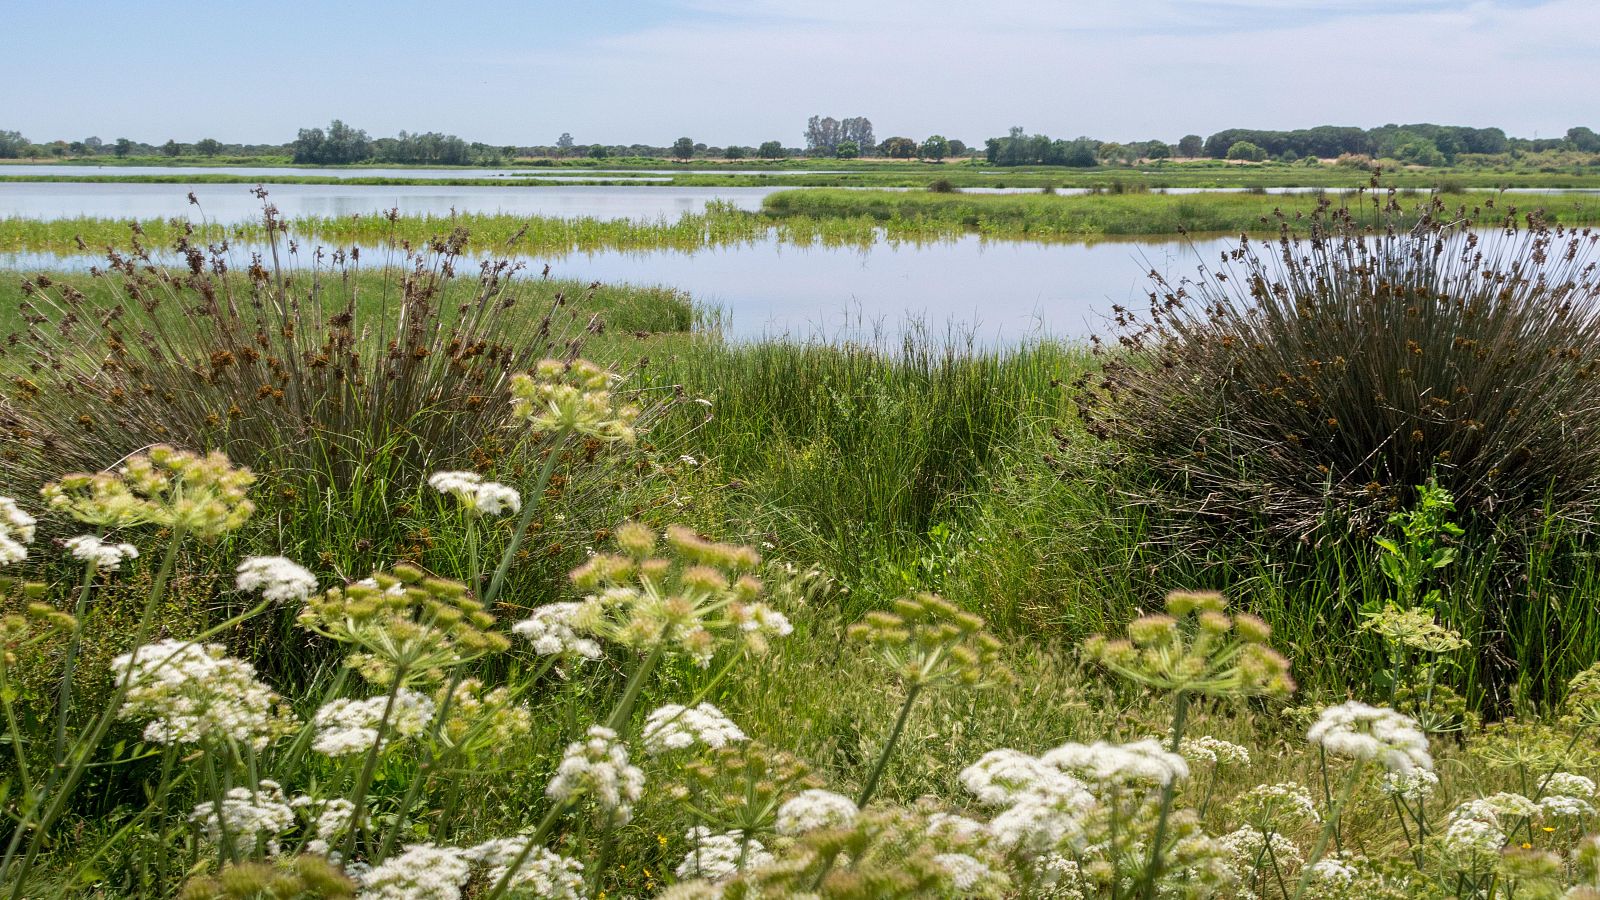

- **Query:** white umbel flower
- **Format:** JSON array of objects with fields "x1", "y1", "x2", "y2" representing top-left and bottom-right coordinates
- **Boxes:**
[
  {"x1": 775, "y1": 789, "x2": 858, "y2": 835},
  {"x1": 189, "y1": 780, "x2": 296, "y2": 856},
  {"x1": 933, "y1": 852, "x2": 998, "y2": 892},
  {"x1": 1378, "y1": 768, "x2": 1440, "y2": 802},
  {"x1": 0, "y1": 496, "x2": 36, "y2": 564},
  {"x1": 463, "y1": 838, "x2": 585, "y2": 898},
  {"x1": 1545, "y1": 772, "x2": 1597, "y2": 799},
  {"x1": 1179, "y1": 735, "x2": 1251, "y2": 766},
  {"x1": 310, "y1": 689, "x2": 435, "y2": 756},
  {"x1": 987, "y1": 778, "x2": 1094, "y2": 856},
  {"x1": 359, "y1": 843, "x2": 472, "y2": 900},
  {"x1": 1219, "y1": 825, "x2": 1302, "y2": 867},
  {"x1": 1042, "y1": 739, "x2": 1190, "y2": 787},
  {"x1": 1306, "y1": 701, "x2": 1432, "y2": 773},
  {"x1": 429, "y1": 470, "x2": 522, "y2": 517},
  {"x1": 675, "y1": 827, "x2": 773, "y2": 881},
  {"x1": 960, "y1": 749, "x2": 1066, "y2": 807},
  {"x1": 62, "y1": 535, "x2": 139, "y2": 571},
  {"x1": 641, "y1": 703, "x2": 747, "y2": 755},
  {"x1": 513, "y1": 603, "x2": 603, "y2": 660},
  {"x1": 235, "y1": 556, "x2": 318, "y2": 603},
  {"x1": 111, "y1": 639, "x2": 286, "y2": 748},
  {"x1": 546, "y1": 726, "x2": 644, "y2": 826}
]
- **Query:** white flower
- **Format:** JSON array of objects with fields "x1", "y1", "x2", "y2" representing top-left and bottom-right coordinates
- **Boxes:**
[
  {"x1": 1478, "y1": 792, "x2": 1539, "y2": 820},
  {"x1": 1441, "y1": 815, "x2": 1505, "y2": 858},
  {"x1": 674, "y1": 827, "x2": 773, "y2": 881},
  {"x1": 960, "y1": 749, "x2": 1066, "y2": 807},
  {"x1": 290, "y1": 796, "x2": 356, "y2": 845},
  {"x1": 1307, "y1": 854, "x2": 1362, "y2": 886},
  {"x1": 189, "y1": 780, "x2": 295, "y2": 856},
  {"x1": 933, "y1": 852, "x2": 998, "y2": 892},
  {"x1": 1219, "y1": 825, "x2": 1302, "y2": 867},
  {"x1": 310, "y1": 689, "x2": 435, "y2": 756},
  {"x1": 429, "y1": 470, "x2": 521, "y2": 517},
  {"x1": 1545, "y1": 772, "x2": 1597, "y2": 799},
  {"x1": 1378, "y1": 768, "x2": 1440, "y2": 802},
  {"x1": 733, "y1": 602, "x2": 793, "y2": 639},
  {"x1": 0, "y1": 497, "x2": 35, "y2": 565},
  {"x1": 546, "y1": 726, "x2": 644, "y2": 826},
  {"x1": 360, "y1": 843, "x2": 472, "y2": 900},
  {"x1": 463, "y1": 838, "x2": 585, "y2": 898},
  {"x1": 513, "y1": 603, "x2": 603, "y2": 660},
  {"x1": 61, "y1": 535, "x2": 139, "y2": 572},
  {"x1": 1540, "y1": 793, "x2": 1594, "y2": 819},
  {"x1": 1306, "y1": 701, "x2": 1432, "y2": 773},
  {"x1": 1236, "y1": 782, "x2": 1320, "y2": 827},
  {"x1": 926, "y1": 812, "x2": 989, "y2": 845},
  {"x1": 1041, "y1": 739, "x2": 1190, "y2": 787},
  {"x1": 1179, "y1": 735, "x2": 1251, "y2": 766},
  {"x1": 988, "y1": 779, "x2": 1094, "y2": 856},
  {"x1": 775, "y1": 788, "x2": 858, "y2": 835},
  {"x1": 641, "y1": 703, "x2": 746, "y2": 754},
  {"x1": 235, "y1": 556, "x2": 318, "y2": 603},
  {"x1": 111, "y1": 639, "x2": 286, "y2": 748}
]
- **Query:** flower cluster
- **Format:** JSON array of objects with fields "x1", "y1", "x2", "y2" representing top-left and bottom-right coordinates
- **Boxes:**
[
  {"x1": 675, "y1": 827, "x2": 774, "y2": 881},
  {"x1": 509, "y1": 358, "x2": 638, "y2": 443},
  {"x1": 310, "y1": 689, "x2": 435, "y2": 757},
  {"x1": 357, "y1": 843, "x2": 473, "y2": 900},
  {"x1": 1043, "y1": 739, "x2": 1190, "y2": 788},
  {"x1": 461, "y1": 838, "x2": 586, "y2": 898},
  {"x1": 298, "y1": 564, "x2": 509, "y2": 686},
  {"x1": 1361, "y1": 603, "x2": 1470, "y2": 654},
  {"x1": 546, "y1": 725, "x2": 645, "y2": 827},
  {"x1": 61, "y1": 534, "x2": 138, "y2": 572},
  {"x1": 427, "y1": 470, "x2": 521, "y2": 517},
  {"x1": 562, "y1": 523, "x2": 789, "y2": 666},
  {"x1": 641, "y1": 703, "x2": 747, "y2": 755},
  {"x1": 0, "y1": 497, "x2": 37, "y2": 565},
  {"x1": 290, "y1": 795, "x2": 356, "y2": 856},
  {"x1": 1179, "y1": 735, "x2": 1251, "y2": 767},
  {"x1": 775, "y1": 789, "x2": 859, "y2": 835},
  {"x1": 511, "y1": 603, "x2": 603, "y2": 661},
  {"x1": 1307, "y1": 701, "x2": 1433, "y2": 773},
  {"x1": 1082, "y1": 590, "x2": 1295, "y2": 699},
  {"x1": 1378, "y1": 768, "x2": 1440, "y2": 802},
  {"x1": 236, "y1": 555, "x2": 318, "y2": 603},
  {"x1": 847, "y1": 592, "x2": 1008, "y2": 690},
  {"x1": 435, "y1": 678, "x2": 532, "y2": 757},
  {"x1": 189, "y1": 780, "x2": 296, "y2": 856},
  {"x1": 43, "y1": 445, "x2": 256, "y2": 537},
  {"x1": 1233, "y1": 782, "x2": 1321, "y2": 829},
  {"x1": 111, "y1": 639, "x2": 290, "y2": 749}
]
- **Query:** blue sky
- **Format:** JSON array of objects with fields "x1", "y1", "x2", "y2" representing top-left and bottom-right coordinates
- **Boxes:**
[{"x1": 4, "y1": 0, "x2": 1592, "y2": 147}]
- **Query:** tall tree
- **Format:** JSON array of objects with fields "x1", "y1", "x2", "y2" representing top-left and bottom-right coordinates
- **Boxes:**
[
  {"x1": 556, "y1": 132, "x2": 574, "y2": 156},
  {"x1": 805, "y1": 115, "x2": 843, "y2": 156},
  {"x1": 113, "y1": 138, "x2": 133, "y2": 158},
  {"x1": 195, "y1": 138, "x2": 223, "y2": 156},
  {"x1": 758, "y1": 140, "x2": 785, "y2": 159},
  {"x1": 1177, "y1": 134, "x2": 1203, "y2": 157},
  {"x1": 672, "y1": 136, "x2": 696, "y2": 160},
  {"x1": 920, "y1": 135, "x2": 950, "y2": 160},
  {"x1": 0, "y1": 130, "x2": 28, "y2": 158},
  {"x1": 161, "y1": 139, "x2": 183, "y2": 157},
  {"x1": 841, "y1": 117, "x2": 875, "y2": 157}
]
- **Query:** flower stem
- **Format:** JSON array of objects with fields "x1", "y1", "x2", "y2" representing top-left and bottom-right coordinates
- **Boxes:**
[
  {"x1": 1137, "y1": 691, "x2": 1190, "y2": 900},
  {"x1": 483, "y1": 439, "x2": 565, "y2": 607}
]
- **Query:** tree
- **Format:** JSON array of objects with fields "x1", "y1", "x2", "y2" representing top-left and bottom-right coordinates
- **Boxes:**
[
  {"x1": 83, "y1": 136, "x2": 103, "y2": 155},
  {"x1": 1177, "y1": 134, "x2": 1204, "y2": 157},
  {"x1": 880, "y1": 136, "x2": 916, "y2": 158},
  {"x1": 1145, "y1": 141, "x2": 1172, "y2": 160},
  {"x1": 588, "y1": 144, "x2": 610, "y2": 159},
  {"x1": 161, "y1": 140, "x2": 183, "y2": 157},
  {"x1": 556, "y1": 132, "x2": 575, "y2": 157},
  {"x1": 919, "y1": 135, "x2": 949, "y2": 160},
  {"x1": 758, "y1": 140, "x2": 785, "y2": 159},
  {"x1": 0, "y1": 130, "x2": 28, "y2": 158},
  {"x1": 195, "y1": 138, "x2": 223, "y2": 156},
  {"x1": 841, "y1": 117, "x2": 875, "y2": 156},
  {"x1": 1225, "y1": 140, "x2": 1267, "y2": 162},
  {"x1": 948, "y1": 139, "x2": 968, "y2": 157},
  {"x1": 835, "y1": 140, "x2": 860, "y2": 159},
  {"x1": 672, "y1": 137, "x2": 695, "y2": 160},
  {"x1": 723, "y1": 145, "x2": 746, "y2": 159},
  {"x1": 113, "y1": 138, "x2": 133, "y2": 158},
  {"x1": 805, "y1": 115, "x2": 842, "y2": 156},
  {"x1": 1568, "y1": 127, "x2": 1600, "y2": 153},
  {"x1": 292, "y1": 120, "x2": 371, "y2": 165}
]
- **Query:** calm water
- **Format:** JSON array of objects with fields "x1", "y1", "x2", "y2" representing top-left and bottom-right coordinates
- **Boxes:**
[
  {"x1": 0, "y1": 232, "x2": 1217, "y2": 344},
  {"x1": 0, "y1": 164, "x2": 863, "y2": 180}
]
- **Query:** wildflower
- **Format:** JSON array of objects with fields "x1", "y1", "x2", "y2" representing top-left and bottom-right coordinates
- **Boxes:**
[
  {"x1": 1545, "y1": 772, "x2": 1596, "y2": 799},
  {"x1": 1306, "y1": 701, "x2": 1433, "y2": 773},
  {"x1": 61, "y1": 534, "x2": 139, "y2": 572},
  {"x1": 1041, "y1": 739, "x2": 1190, "y2": 788},
  {"x1": 1361, "y1": 604, "x2": 1469, "y2": 654},
  {"x1": 43, "y1": 446, "x2": 255, "y2": 537},
  {"x1": 932, "y1": 852, "x2": 999, "y2": 892},
  {"x1": 428, "y1": 470, "x2": 522, "y2": 517},
  {"x1": 987, "y1": 779, "x2": 1095, "y2": 855},
  {"x1": 235, "y1": 555, "x2": 318, "y2": 603},
  {"x1": 0, "y1": 497, "x2": 36, "y2": 564},
  {"x1": 1082, "y1": 590, "x2": 1295, "y2": 699},
  {"x1": 775, "y1": 788, "x2": 859, "y2": 835},
  {"x1": 1378, "y1": 768, "x2": 1440, "y2": 802},
  {"x1": 848, "y1": 592, "x2": 1009, "y2": 690},
  {"x1": 1179, "y1": 735, "x2": 1251, "y2": 767},
  {"x1": 111, "y1": 639, "x2": 290, "y2": 749},
  {"x1": 1219, "y1": 825, "x2": 1303, "y2": 867},
  {"x1": 1441, "y1": 815, "x2": 1506, "y2": 858},
  {"x1": 358, "y1": 843, "x2": 472, "y2": 900},
  {"x1": 926, "y1": 812, "x2": 989, "y2": 845},
  {"x1": 1538, "y1": 793, "x2": 1594, "y2": 819},
  {"x1": 674, "y1": 827, "x2": 773, "y2": 881},
  {"x1": 546, "y1": 725, "x2": 644, "y2": 827},
  {"x1": 641, "y1": 703, "x2": 747, "y2": 755},
  {"x1": 1234, "y1": 782, "x2": 1321, "y2": 829},
  {"x1": 1306, "y1": 854, "x2": 1363, "y2": 887},
  {"x1": 189, "y1": 780, "x2": 296, "y2": 856},
  {"x1": 463, "y1": 838, "x2": 585, "y2": 898},
  {"x1": 298, "y1": 566, "x2": 509, "y2": 686},
  {"x1": 511, "y1": 603, "x2": 603, "y2": 661},
  {"x1": 509, "y1": 358, "x2": 638, "y2": 442},
  {"x1": 437, "y1": 679, "x2": 532, "y2": 753},
  {"x1": 310, "y1": 689, "x2": 435, "y2": 756},
  {"x1": 290, "y1": 795, "x2": 356, "y2": 855},
  {"x1": 959, "y1": 748, "x2": 1071, "y2": 807}
]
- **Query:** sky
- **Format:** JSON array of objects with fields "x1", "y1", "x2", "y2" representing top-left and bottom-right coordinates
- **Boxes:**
[{"x1": 4, "y1": 0, "x2": 1595, "y2": 147}]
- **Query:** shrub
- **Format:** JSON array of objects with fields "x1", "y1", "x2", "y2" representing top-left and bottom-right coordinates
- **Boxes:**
[{"x1": 1079, "y1": 195, "x2": 1600, "y2": 546}]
